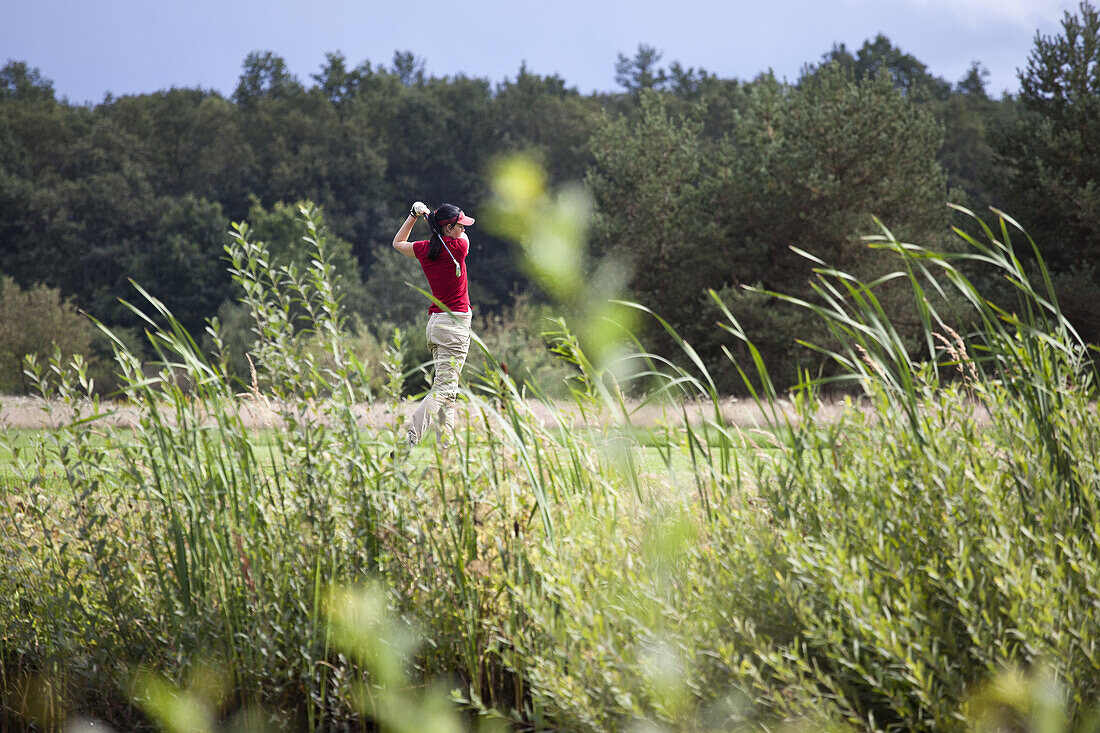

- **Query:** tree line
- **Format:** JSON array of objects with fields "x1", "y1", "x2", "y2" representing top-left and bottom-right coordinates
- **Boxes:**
[{"x1": 2, "y1": 2, "x2": 1100, "y2": 393}]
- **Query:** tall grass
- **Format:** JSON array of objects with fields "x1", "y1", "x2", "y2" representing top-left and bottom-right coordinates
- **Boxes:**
[{"x1": 2, "y1": 165, "x2": 1100, "y2": 732}]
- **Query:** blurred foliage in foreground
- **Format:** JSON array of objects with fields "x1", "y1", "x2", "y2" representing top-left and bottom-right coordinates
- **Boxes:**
[{"x1": 4, "y1": 159, "x2": 1100, "y2": 732}]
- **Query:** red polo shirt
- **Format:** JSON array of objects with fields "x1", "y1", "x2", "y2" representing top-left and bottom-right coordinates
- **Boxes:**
[{"x1": 412, "y1": 235, "x2": 470, "y2": 314}]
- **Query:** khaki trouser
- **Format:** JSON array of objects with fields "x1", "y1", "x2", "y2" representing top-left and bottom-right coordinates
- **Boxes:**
[{"x1": 407, "y1": 310, "x2": 473, "y2": 446}]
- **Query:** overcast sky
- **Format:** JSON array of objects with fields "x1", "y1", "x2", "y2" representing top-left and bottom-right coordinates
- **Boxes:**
[{"x1": 1, "y1": 0, "x2": 1082, "y2": 104}]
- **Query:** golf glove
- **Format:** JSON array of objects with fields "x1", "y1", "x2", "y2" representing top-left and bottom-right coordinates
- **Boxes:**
[{"x1": 410, "y1": 201, "x2": 430, "y2": 218}]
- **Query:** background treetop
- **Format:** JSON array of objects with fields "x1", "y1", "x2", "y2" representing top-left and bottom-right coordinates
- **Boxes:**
[{"x1": 4, "y1": 4, "x2": 1100, "y2": 394}]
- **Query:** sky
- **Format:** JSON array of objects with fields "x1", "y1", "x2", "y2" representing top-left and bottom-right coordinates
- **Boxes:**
[{"x1": 1, "y1": 0, "x2": 1082, "y2": 104}]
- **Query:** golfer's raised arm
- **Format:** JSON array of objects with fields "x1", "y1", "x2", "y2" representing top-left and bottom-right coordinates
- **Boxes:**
[{"x1": 392, "y1": 201, "x2": 429, "y2": 258}]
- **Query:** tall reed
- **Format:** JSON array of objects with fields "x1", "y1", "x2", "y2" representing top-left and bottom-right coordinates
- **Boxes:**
[{"x1": 4, "y1": 161, "x2": 1100, "y2": 732}]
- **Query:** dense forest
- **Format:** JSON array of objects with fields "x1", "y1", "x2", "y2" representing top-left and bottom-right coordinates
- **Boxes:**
[{"x1": 3, "y1": 1, "x2": 1100, "y2": 394}]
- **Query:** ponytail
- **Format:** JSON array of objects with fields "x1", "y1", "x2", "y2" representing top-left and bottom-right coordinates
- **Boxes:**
[{"x1": 426, "y1": 211, "x2": 444, "y2": 261}]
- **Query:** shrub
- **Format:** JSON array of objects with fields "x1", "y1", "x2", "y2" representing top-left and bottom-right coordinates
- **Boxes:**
[
  {"x1": 469, "y1": 293, "x2": 576, "y2": 400},
  {"x1": 0, "y1": 275, "x2": 93, "y2": 394}
]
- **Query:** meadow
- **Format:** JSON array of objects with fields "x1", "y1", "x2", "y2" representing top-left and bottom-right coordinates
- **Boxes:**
[{"x1": 3, "y1": 170, "x2": 1100, "y2": 733}]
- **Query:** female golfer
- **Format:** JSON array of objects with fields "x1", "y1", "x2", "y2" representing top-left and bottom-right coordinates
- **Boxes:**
[{"x1": 392, "y1": 201, "x2": 475, "y2": 447}]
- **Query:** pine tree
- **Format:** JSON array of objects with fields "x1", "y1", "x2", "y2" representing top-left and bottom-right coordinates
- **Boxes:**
[{"x1": 995, "y1": 1, "x2": 1100, "y2": 341}]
